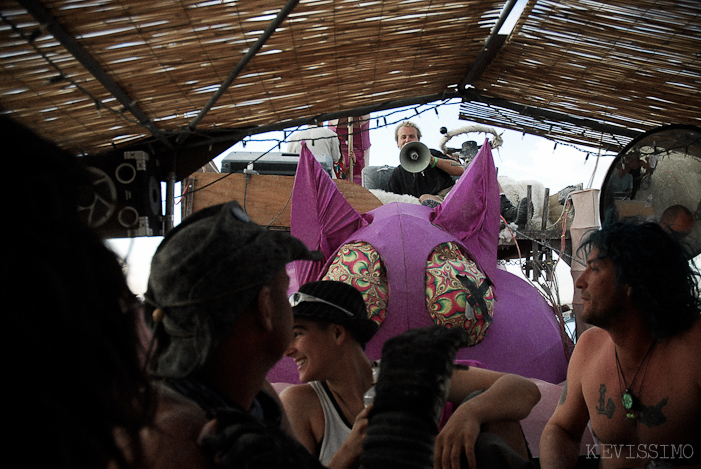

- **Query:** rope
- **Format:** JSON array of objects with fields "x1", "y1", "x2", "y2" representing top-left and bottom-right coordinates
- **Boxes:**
[{"x1": 438, "y1": 124, "x2": 504, "y2": 154}]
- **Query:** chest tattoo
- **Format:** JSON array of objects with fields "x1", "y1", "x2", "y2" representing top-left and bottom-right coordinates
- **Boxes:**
[
  {"x1": 638, "y1": 397, "x2": 668, "y2": 428},
  {"x1": 596, "y1": 383, "x2": 616, "y2": 418}
]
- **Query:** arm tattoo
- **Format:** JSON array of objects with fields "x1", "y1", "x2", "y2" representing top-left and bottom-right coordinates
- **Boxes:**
[
  {"x1": 595, "y1": 384, "x2": 616, "y2": 418},
  {"x1": 639, "y1": 397, "x2": 668, "y2": 428}
]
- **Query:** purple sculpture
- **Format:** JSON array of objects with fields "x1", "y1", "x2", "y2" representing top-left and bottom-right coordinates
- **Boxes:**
[{"x1": 269, "y1": 140, "x2": 570, "y2": 385}]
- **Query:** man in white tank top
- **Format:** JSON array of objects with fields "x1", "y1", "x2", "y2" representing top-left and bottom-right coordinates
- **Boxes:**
[{"x1": 280, "y1": 281, "x2": 541, "y2": 469}]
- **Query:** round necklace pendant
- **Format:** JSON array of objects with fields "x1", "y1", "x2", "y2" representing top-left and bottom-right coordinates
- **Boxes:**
[{"x1": 622, "y1": 391, "x2": 634, "y2": 410}]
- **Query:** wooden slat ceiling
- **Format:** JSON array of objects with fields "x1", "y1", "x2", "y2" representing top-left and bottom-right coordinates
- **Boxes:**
[
  {"x1": 1, "y1": 0, "x2": 699, "y2": 179},
  {"x1": 461, "y1": 0, "x2": 701, "y2": 150}
]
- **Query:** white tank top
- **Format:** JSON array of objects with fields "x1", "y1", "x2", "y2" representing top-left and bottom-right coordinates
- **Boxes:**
[{"x1": 309, "y1": 380, "x2": 353, "y2": 465}]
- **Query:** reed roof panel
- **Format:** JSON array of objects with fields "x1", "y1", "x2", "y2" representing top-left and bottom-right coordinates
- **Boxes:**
[
  {"x1": 464, "y1": 0, "x2": 700, "y2": 149},
  {"x1": 1, "y1": 0, "x2": 698, "y2": 172}
]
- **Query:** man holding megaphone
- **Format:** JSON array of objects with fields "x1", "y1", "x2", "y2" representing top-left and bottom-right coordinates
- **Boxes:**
[
  {"x1": 387, "y1": 121, "x2": 465, "y2": 206},
  {"x1": 386, "y1": 121, "x2": 527, "y2": 227}
]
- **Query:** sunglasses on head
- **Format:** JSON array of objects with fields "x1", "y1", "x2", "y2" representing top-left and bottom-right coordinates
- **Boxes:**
[{"x1": 288, "y1": 291, "x2": 354, "y2": 317}]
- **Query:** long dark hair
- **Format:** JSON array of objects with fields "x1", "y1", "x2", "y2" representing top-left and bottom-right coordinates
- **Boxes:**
[
  {"x1": 6, "y1": 118, "x2": 154, "y2": 468},
  {"x1": 579, "y1": 217, "x2": 700, "y2": 338}
]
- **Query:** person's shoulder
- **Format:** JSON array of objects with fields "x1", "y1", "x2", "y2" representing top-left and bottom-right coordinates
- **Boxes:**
[
  {"x1": 671, "y1": 316, "x2": 701, "y2": 347},
  {"x1": 319, "y1": 127, "x2": 338, "y2": 136},
  {"x1": 153, "y1": 384, "x2": 209, "y2": 434},
  {"x1": 279, "y1": 382, "x2": 318, "y2": 404},
  {"x1": 279, "y1": 383, "x2": 325, "y2": 441},
  {"x1": 137, "y1": 385, "x2": 213, "y2": 469},
  {"x1": 571, "y1": 327, "x2": 610, "y2": 356},
  {"x1": 387, "y1": 165, "x2": 406, "y2": 181},
  {"x1": 578, "y1": 326, "x2": 608, "y2": 342},
  {"x1": 280, "y1": 383, "x2": 325, "y2": 420}
]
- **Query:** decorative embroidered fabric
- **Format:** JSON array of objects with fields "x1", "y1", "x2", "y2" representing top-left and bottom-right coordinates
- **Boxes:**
[
  {"x1": 323, "y1": 241, "x2": 389, "y2": 326},
  {"x1": 425, "y1": 242, "x2": 495, "y2": 346}
]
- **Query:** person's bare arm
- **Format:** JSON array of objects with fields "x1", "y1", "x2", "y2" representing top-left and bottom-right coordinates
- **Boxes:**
[
  {"x1": 432, "y1": 154, "x2": 464, "y2": 177},
  {"x1": 279, "y1": 384, "x2": 320, "y2": 456},
  {"x1": 539, "y1": 385, "x2": 588, "y2": 469},
  {"x1": 435, "y1": 367, "x2": 540, "y2": 469},
  {"x1": 539, "y1": 331, "x2": 596, "y2": 469},
  {"x1": 281, "y1": 384, "x2": 368, "y2": 469},
  {"x1": 261, "y1": 379, "x2": 297, "y2": 439}
]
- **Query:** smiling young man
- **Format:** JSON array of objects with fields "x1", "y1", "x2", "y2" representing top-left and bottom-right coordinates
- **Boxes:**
[
  {"x1": 281, "y1": 281, "x2": 377, "y2": 469},
  {"x1": 539, "y1": 220, "x2": 701, "y2": 468},
  {"x1": 281, "y1": 280, "x2": 540, "y2": 469}
]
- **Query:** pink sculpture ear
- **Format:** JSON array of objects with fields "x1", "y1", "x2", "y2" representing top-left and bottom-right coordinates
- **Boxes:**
[
  {"x1": 430, "y1": 139, "x2": 500, "y2": 284},
  {"x1": 290, "y1": 142, "x2": 366, "y2": 285}
]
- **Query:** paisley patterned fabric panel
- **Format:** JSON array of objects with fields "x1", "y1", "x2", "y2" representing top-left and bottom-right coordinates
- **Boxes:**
[
  {"x1": 425, "y1": 241, "x2": 495, "y2": 346},
  {"x1": 323, "y1": 241, "x2": 389, "y2": 326},
  {"x1": 323, "y1": 241, "x2": 494, "y2": 347}
]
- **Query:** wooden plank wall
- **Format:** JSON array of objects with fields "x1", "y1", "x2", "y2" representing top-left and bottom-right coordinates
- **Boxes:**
[{"x1": 183, "y1": 173, "x2": 383, "y2": 229}]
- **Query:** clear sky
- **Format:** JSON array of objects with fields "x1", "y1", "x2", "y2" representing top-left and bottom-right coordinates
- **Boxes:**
[{"x1": 107, "y1": 98, "x2": 624, "y2": 305}]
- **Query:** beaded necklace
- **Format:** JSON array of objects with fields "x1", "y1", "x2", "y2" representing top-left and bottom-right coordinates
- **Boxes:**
[{"x1": 614, "y1": 340, "x2": 656, "y2": 419}]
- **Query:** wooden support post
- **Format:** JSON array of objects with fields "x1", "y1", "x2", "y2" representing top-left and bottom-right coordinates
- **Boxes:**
[
  {"x1": 530, "y1": 234, "x2": 540, "y2": 281},
  {"x1": 541, "y1": 188, "x2": 550, "y2": 231},
  {"x1": 545, "y1": 245, "x2": 554, "y2": 282},
  {"x1": 525, "y1": 185, "x2": 534, "y2": 279},
  {"x1": 526, "y1": 185, "x2": 532, "y2": 224},
  {"x1": 347, "y1": 116, "x2": 355, "y2": 182}
]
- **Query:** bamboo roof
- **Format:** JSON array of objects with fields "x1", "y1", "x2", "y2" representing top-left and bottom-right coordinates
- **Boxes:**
[
  {"x1": 462, "y1": 0, "x2": 701, "y2": 150},
  {"x1": 1, "y1": 0, "x2": 699, "y2": 178}
]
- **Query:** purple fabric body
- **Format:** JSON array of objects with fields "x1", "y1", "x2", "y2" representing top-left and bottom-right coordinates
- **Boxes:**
[{"x1": 270, "y1": 141, "x2": 570, "y2": 385}]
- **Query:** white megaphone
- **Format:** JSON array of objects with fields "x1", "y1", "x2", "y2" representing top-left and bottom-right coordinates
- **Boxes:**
[{"x1": 400, "y1": 141, "x2": 432, "y2": 173}]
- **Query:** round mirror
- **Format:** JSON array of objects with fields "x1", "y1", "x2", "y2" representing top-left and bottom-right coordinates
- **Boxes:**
[{"x1": 600, "y1": 124, "x2": 701, "y2": 258}]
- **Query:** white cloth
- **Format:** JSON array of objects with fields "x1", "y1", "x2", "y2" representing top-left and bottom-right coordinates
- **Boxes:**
[
  {"x1": 309, "y1": 381, "x2": 352, "y2": 465},
  {"x1": 286, "y1": 126, "x2": 342, "y2": 163}
]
